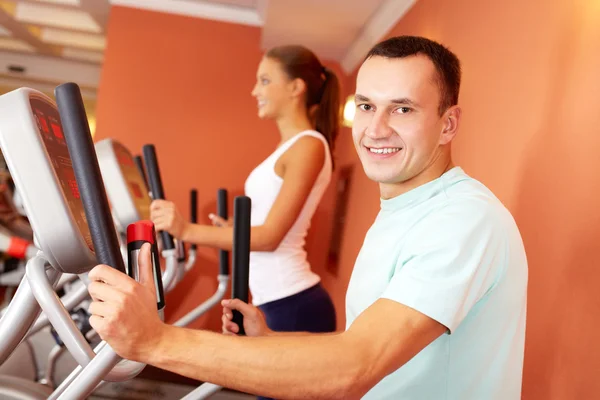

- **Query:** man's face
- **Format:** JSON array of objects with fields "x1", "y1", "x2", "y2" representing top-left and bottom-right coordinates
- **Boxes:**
[{"x1": 353, "y1": 55, "x2": 452, "y2": 194}]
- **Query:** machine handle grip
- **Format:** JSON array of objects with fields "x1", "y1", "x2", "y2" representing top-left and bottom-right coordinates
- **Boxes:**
[
  {"x1": 127, "y1": 221, "x2": 165, "y2": 310},
  {"x1": 217, "y1": 188, "x2": 229, "y2": 275},
  {"x1": 55, "y1": 82, "x2": 125, "y2": 273},
  {"x1": 231, "y1": 196, "x2": 250, "y2": 335},
  {"x1": 142, "y1": 144, "x2": 175, "y2": 250},
  {"x1": 190, "y1": 189, "x2": 198, "y2": 251}
]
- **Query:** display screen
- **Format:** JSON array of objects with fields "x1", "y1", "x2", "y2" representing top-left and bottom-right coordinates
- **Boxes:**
[
  {"x1": 113, "y1": 142, "x2": 150, "y2": 219},
  {"x1": 30, "y1": 96, "x2": 94, "y2": 252}
]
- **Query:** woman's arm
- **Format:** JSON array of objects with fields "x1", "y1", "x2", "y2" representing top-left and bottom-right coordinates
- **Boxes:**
[{"x1": 151, "y1": 136, "x2": 327, "y2": 252}]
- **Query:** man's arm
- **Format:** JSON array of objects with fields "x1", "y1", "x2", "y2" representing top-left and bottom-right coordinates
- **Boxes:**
[
  {"x1": 89, "y1": 245, "x2": 446, "y2": 400},
  {"x1": 150, "y1": 299, "x2": 445, "y2": 400}
]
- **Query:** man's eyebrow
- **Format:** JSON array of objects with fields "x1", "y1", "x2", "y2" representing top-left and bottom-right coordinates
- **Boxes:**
[
  {"x1": 355, "y1": 94, "x2": 420, "y2": 108},
  {"x1": 391, "y1": 98, "x2": 420, "y2": 108}
]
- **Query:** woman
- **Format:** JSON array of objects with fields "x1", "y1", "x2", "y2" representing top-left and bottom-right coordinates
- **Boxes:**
[{"x1": 151, "y1": 45, "x2": 339, "y2": 337}]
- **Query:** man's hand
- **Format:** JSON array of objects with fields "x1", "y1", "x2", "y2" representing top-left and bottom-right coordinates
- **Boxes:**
[
  {"x1": 87, "y1": 243, "x2": 165, "y2": 362},
  {"x1": 150, "y1": 200, "x2": 189, "y2": 239},
  {"x1": 221, "y1": 299, "x2": 271, "y2": 337}
]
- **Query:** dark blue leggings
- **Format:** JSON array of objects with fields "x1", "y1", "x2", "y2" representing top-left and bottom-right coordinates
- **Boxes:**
[{"x1": 256, "y1": 283, "x2": 336, "y2": 399}]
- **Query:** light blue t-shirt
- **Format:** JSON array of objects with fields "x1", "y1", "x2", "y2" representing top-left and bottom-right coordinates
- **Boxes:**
[{"x1": 345, "y1": 167, "x2": 528, "y2": 399}]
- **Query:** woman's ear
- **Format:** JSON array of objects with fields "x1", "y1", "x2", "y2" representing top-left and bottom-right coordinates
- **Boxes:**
[{"x1": 290, "y1": 78, "x2": 307, "y2": 99}]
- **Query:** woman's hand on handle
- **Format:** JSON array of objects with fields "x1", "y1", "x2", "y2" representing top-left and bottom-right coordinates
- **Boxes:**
[
  {"x1": 209, "y1": 213, "x2": 232, "y2": 228},
  {"x1": 221, "y1": 299, "x2": 271, "y2": 337},
  {"x1": 150, "y1": 200, "x2": 189, "y2": 239}
]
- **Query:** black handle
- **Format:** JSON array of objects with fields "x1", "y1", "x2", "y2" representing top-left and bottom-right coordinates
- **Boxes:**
[
  {"x1": 176, "y1": 238, "x2": 187, "y2": 262},
  {"x1": 142, "y1": 144, "x2": 175, "y2": 250},
  {"x1": 127, "y1": 221, "x2": 165, "y2": 310},
  {"x1": 55, "y1": 82, "x2": 125, "y2": 273},
  {"x1": 231, "y1": 196, "x2": 250, "y2": 335},
  {"x1": 190, "y1": 189, "x2": 198, "y2": 251},
  {"x1": 133, "y1": 155, "x2": 149, "y2": 190},
  {"x1": 217, "y1": 188, "x2": 229, "y2": 276}
]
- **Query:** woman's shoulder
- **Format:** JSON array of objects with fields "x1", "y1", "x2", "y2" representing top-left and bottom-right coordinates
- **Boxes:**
[{"x1": 285, "y1": 131, "x2": 327, "y2": 158}]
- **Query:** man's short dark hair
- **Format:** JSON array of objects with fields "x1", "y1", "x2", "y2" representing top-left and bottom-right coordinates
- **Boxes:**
[{"x1": 366, "y1": 36, "x2": 461, "y2": 115}]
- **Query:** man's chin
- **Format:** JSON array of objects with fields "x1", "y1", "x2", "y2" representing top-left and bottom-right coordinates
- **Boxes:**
[{"x1": 364, "y1": 168, "x2": 403, "y2": 185}]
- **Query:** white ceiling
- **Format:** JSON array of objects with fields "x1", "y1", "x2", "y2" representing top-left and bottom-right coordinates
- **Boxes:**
[
  {"x1": 262, "y1": 0, "x2": 386, "y2": 62},
  {"x1": 0, "y1": 0, "x2": 416, "y2": 98},
  {"x1": 189, "y1": 0, "x2": 258, "y2": 7}
]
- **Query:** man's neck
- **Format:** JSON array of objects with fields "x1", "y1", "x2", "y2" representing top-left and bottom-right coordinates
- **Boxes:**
[{"x1": 380, "y1": 159, "x2": 455, "y2": 200}]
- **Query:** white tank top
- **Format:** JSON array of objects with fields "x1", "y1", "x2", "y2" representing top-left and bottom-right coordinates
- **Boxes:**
[{"x1": 244, "y1": 130, "x2": 332, "y2": 306}]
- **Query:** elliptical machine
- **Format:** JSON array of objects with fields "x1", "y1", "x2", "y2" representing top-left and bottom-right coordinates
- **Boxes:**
[{"x1": 0, "y1": 82, "x2": 251, "y2": 399}]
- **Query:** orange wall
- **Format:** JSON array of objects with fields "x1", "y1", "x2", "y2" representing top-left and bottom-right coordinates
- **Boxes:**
[
  {"x1": 295, "y1": 60, "x2": 356, "y2": 328},
  {"x1": 95, "y1": 6, "x2": 352, "y2": 331},
  {"x1": 331, "y1": 0, "x2": 600, "y2": 398},
  {"x1": 96, "y1": 6, "x2": 270, "y2": 330}
]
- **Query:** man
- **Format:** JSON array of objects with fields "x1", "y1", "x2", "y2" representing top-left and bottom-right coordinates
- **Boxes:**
[{"x1": 87, "y1": 36, "x2": 528, "y2": 399}]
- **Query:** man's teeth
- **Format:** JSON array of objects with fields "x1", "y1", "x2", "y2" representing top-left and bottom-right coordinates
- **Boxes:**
[{"x1": 369, "y1": 147, "x2": 401, "y2": 154}]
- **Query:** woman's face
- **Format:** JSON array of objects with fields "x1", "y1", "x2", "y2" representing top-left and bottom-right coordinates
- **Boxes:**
[{"x1": 251, "y1": 57, "x2": 297, "y2": 120}]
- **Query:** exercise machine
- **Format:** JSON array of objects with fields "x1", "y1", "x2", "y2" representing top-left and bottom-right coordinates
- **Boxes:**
[
  {"x1": 0, "y1": 83, "x2": 160, "y2": 399},
  {"x1": 97, "y1": 139, "x2": 192, "y2": 293},
  {"x1": 174, "y1": 188, "x2": 230, "y2": 327},
  {"x1": 0, "y1": 82, "x2": 251, "y2": 399},
  {"x1": 180, "y1": 194, "x2": 250, "y2": 400}
]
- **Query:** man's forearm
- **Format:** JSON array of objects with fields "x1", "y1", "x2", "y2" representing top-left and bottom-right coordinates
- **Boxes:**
[
  {"x1": 146, "y1": 325, "x2": 367, "y2": 400},
  {"x1": 267, "y1": 331, "x2": 339, "y2": 337}
]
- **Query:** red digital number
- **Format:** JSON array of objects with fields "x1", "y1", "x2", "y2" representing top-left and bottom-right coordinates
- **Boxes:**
[
  {"x1": 35, "y1": 112, "x2": 50, "y2": 134},
  {"x1": 68, "y1": 179, "x2": 81, "y2": 199},
  {"x1": 40, "y1": 118, "x2": 50, "y2": 134},
  {"x1": 51, "y1": 123, "x2": 64, "y2": 139},
  {"x1": 130, "y1": 182, "x2": 143, "y2": 199}
]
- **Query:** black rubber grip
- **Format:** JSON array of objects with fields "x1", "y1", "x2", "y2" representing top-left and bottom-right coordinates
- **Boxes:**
[
  {"x1": 231, "y1": 196, "x2": 251, "y2": 335},
  {"x1": 142, "y1": 144, "x2": 175, "y2": 250},
  {"x1": 190, "y1": 189, "x2": 198, "y2": 251},
  {"x1": 133, "y1": 155, "x2": 149, "y2": 190},
  {"x1": 217, "y1": 188, "x2": 229, "y2": 276},
  {"x1": 55, "y1": 82, "x2": 126, "y2": 273},
  {"x1": 176, "y1": 239, "x2": 186, "y2": 263}
]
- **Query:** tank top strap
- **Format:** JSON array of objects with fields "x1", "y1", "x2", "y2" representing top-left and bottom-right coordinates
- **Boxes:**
[{"x1": 269, "y1": 130, "x2": 331, "y2": 169}]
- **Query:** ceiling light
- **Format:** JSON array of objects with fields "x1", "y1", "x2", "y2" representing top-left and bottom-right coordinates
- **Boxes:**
[
  {"x1": 31, "y1": 0, "x2": 81, "y2": 5},
  {"x1": 0, "y1": 37, "x2": 36, "y2": 53},
  {"x1": 63, "y1": 47, "x2": 103, "y2": 63},
  {"x1": 41, "y1": 28, "x2": 105, "y2": 51},
  {"x1": 15, "y1": 2, "x2": 100, "y2": 33},
  {"x1": 0, "y1": 24, "x2": 10, "y2": 36}
]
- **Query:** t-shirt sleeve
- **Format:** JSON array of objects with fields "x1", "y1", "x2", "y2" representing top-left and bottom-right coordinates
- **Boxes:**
[{"x1": 381, "y1": 199, "x2": 505, "y2": 333}]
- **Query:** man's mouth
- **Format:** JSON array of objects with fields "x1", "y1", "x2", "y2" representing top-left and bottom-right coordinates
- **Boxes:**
[{"x1": 366, "y1": 146, "x2": 402, "y2": 155}]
